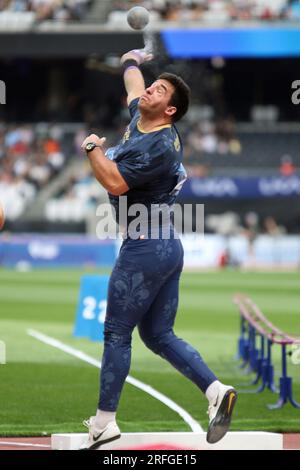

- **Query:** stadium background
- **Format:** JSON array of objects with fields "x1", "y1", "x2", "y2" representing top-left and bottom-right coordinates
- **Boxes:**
[{"x1": 0, "y1": 0, "x2": 300, "y2": 439}]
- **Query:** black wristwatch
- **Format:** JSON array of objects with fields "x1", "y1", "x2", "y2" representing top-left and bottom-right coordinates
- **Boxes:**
[{"x1": 85, "y1": 142, "x2": 103, "y2": 153}]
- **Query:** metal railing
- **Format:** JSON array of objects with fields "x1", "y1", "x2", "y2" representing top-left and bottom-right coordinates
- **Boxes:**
[{"x1": 234, "y1": 293, "x2": 300, "y2": 409}]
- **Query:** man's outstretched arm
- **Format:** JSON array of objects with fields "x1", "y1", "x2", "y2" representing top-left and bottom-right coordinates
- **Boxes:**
[
  {"x1": 120, "y1": 50, "x2": 153, "y2": 106},
  {"x1": 81, "y1": 50, "x2": 153, "y2": 195}
]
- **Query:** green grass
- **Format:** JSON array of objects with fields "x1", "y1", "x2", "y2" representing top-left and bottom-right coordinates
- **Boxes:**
[{"x1": 0, "y1": 268, "x2": 299, "y2": 436}]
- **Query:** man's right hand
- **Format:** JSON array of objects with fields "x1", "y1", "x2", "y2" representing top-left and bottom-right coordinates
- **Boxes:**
[
  {"x1": 120, "y1": 49, "x2": 153, "y2": 66},
  {"x1": 121, "y1": 49, "x2": 153, "y2": 106}
]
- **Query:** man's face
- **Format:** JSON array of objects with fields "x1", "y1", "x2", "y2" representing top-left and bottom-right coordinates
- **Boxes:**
[{"x1": 139, "y1": 79, "x2": 176, "y2": 120}]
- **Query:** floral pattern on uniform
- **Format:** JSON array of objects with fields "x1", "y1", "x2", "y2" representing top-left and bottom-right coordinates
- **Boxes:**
[
  {"x1": 155, "y1": 239, "x2": 173, "y2": 261},
  {"x1": 162, "y1": 297, "x2": 179, "y2": 323},
  {"x1": 113, "y1": 270, "x2": 151, "y2": 312}
]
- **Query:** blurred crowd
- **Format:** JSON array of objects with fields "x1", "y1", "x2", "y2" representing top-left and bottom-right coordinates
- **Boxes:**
[
  {"x1": 183, "y1": 116, "x2": 241, "y2": 176},
  {"x1": 0, "y1": 117, "x2": 298, "y2": 223},
  {"x1": 206, "y1": 211, "x2": 288, "y2": 267},
  {"x1": 45, "y1": 128, "x2": 104, "y2": 223},
  {"x1": 2, "y1": 0, "x2": 300, "y2": 24},
  {"x1": 206, "y1": 211, "x2": 286, "y2": 237},
  {"x1": 0, "y1": 0, "x2": 91, "y2": 22},
  {"x1": 0, "y1": 123, "x2": 65, "y2": 220},
  {"x1": 45, "y1": 163, "x2": 104, "y2": 222},
  {"x1": 111, "y1": 0, "x2": 300, "y2": 22}
]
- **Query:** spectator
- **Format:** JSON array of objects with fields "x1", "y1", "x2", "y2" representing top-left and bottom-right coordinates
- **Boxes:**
[
  {"x1": 279, "y1": 155, "x2": 297, "y2": 177},
  {"x1": 242, "y1": 211, "x2": 259, "y2": 267},
  {"x1": 264, "y1": 216, "x2": 286, "y2": 236}
]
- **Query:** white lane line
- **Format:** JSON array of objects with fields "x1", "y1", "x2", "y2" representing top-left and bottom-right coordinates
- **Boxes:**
[
  {"x1": 27, "y1": 329, "x2": 203, "y2": 433},
  {"x1": 0, "y1": 441, "x2": 51, "y2": 448}
]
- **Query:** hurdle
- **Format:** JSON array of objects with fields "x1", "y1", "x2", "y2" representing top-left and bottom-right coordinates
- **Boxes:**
[{"x1": 234, "y1": 294, "x2": 300, "y2": 409}]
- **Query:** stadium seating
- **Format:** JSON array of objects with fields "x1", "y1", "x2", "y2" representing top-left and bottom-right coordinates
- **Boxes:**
[
  {"x1": 0, "y1": 11, "x2": 35, "y2": 29},
  {"x1": 44, "y1": 164, "x2": 106, "y2": 223},
  {"x1": 1, "y1": 116, "x2": 298, "y2": 226},
  {"x1": 0, "y1": 0, "x2": 92, "y2": 23},
  {"x1": 181, "y1": 127, "x2": 300, "y2": 170},
  {"x1": 108, "y1": 0, "x2": 293, "y2": 23},
  {"x1": 0, "y1": 123, "x2": 67, "y2": 220},
  {"x1": 0, "y1": 0, "x2": 298, "y2": 25}
]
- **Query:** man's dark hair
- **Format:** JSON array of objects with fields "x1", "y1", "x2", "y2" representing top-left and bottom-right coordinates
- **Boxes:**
[{"x1": 158, "y1": 72, "x2": 191, "y2": 123}]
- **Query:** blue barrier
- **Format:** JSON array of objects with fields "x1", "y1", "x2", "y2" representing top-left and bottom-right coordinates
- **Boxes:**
[
  {"x1": 178, "y1": 176, "x2": 300, "y2": 200},
  {"x1": 0, "y1": 235, "x2": 116, "y2": 268},
  {"x1": 73, "y1": 275, "x2": 109, "y2": 342}
]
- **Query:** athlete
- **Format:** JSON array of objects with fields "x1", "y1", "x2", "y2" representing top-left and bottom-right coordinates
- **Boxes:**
[{"x1": 80, "y1": 49, "x2": 237, "y2": 450}]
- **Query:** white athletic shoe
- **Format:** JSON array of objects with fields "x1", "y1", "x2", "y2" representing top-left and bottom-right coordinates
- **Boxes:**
[
  {"x1": 80, "y1": 416, "x2": 121, "y2": 450},
  {"x1": 206, "y1": 384, "x2": 237, "y2": 444}
]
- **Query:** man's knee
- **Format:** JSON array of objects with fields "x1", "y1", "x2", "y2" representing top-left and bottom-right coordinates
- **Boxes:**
[
  {"x1": 104, "y1": 317, "x2": 132, "y2": 347},
  {"x1": 139, "y1": 328, "x2": 175, "y2": 355}
]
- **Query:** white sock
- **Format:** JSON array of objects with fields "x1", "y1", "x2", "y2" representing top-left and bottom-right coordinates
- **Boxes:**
[
  {"x1": 95, "y1": 410, "x2": 116, "y2": 429},
  {"x1": 205, "y1": 380, "x2": 222, "y2": 403}
]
